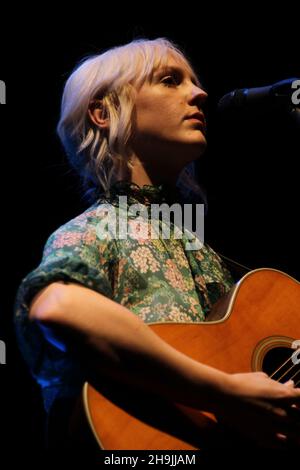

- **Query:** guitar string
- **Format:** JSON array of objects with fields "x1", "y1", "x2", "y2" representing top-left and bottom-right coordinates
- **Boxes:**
[
  {"x1": 275, "y1": 362, "x2": 300, "y2": 383},
  {"x1": 289, "y1": 368, "x2": 300, "y2": 383},
  {"x1": 269, "y1": 354, "x2": 299, "y2": 380}
]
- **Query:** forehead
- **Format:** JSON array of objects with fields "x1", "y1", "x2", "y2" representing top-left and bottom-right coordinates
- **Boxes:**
[
  {"x1": 131, "y1": 47, "x2": 201, "y2": 89},
  {"x1": 152, "y1": 52, "x2": 200, "y2": 84}
]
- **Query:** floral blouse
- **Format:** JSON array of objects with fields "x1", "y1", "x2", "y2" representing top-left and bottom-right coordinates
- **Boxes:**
[{"x1": 14, "y1": 182, "x2": 234, "y2": 412}]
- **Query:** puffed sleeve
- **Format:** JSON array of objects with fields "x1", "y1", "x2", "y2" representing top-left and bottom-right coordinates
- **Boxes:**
[{"x1": 14, "y1": 207, "x2": 116, "y2": 412}]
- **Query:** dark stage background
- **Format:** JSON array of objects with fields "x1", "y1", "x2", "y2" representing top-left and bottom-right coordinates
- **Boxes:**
[{"x1": 0, "y1": 16, "x2": 299, "y2": 463}]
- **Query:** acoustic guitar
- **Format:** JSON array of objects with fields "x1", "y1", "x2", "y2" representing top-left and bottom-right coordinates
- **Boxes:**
[{"x1": 76, "y1": 268, "x2": 300, "y2": 450}]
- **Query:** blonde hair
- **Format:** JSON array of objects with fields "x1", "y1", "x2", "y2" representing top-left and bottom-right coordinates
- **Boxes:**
[{"x1": 57, "y1": 38, "x2": 205, "y2": 202}]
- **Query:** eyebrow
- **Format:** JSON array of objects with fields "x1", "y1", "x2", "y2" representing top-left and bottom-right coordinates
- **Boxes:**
[{"x1": 154, "y1": 65, "x2": 202, "y2": 87}]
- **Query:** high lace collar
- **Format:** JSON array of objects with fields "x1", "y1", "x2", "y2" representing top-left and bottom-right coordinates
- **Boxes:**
[{"x1": 98, "y1": 180, "x2": 184, "y2": 206}]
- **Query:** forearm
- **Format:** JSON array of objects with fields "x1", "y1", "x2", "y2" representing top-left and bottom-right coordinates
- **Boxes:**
[{"x1": 30, "y1": 282, "x2": 230, "y2": 412}]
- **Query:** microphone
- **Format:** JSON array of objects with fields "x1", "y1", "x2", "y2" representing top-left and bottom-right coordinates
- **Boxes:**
[{"x1": 218, "y1": 78, "x2": 300, "y2": 112}]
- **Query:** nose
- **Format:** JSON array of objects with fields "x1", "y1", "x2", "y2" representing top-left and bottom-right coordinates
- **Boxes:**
[{"x1": 188, "y1": 84, "x2": 208, "y2": 107}]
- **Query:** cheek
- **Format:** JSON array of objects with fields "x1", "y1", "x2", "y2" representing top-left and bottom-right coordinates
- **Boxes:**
[
  {"x1": 136, "y1": 104, "x2": 164, "y2": 132},
  {"x1": 134, "y1": 99, "x2": 154, "y2": 128},
  {"x1": 139, "y1": 102, "x2": 179, "y2": 130},
  {"x1": 134, "y1": 89, "x2": 182, "y2": 135}
]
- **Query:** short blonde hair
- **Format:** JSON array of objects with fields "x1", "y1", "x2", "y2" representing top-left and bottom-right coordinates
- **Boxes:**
[{"x1": 57, "y1": 38, "x2": 205, "y2": 202}]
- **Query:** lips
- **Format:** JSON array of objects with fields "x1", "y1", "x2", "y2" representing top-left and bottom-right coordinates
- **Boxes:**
[
  {"x1": 185, "y1": 113, "x2": 206, "y2": 132},
  {"x1": 185, "y1": 112, "x2": 205, "y2": 124}
]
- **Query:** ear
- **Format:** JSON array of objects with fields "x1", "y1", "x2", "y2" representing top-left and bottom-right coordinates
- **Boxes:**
[{"x1": 88, "y1": 99, "x2": 110, "y2": 130}]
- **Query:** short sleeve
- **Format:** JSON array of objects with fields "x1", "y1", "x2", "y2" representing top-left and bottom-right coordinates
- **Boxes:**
[{"x1": 14, "y1": 209, "x2": 115, "y2": 412}]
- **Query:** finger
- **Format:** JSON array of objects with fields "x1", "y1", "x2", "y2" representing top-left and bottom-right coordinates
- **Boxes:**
[
  {"x1": 258, "y1": 432, "x2": 290, "y2": 450},
  {"x1": 261, "y1": 403, "x2": 300, "y2": 432},
  {"x1": 268, "y1": 405, "x2": 300, "y2": 431},
  {"x1": 278, "y1": 433, "x2": 300, "y2": 449},
  {"x1": 270, "y1": 387, "x2": 300, "y2": 406},
  {"x1": 284, "y1": 379, "x2": 295, "y2": 386},
  {"x1": 287, "y1": 404, "x2": 300, "y2": 421}
]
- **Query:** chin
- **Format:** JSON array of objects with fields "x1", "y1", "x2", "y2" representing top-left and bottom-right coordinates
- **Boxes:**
[{"x1": 185, "y1": 132, "x2": 207, "y2": 146}]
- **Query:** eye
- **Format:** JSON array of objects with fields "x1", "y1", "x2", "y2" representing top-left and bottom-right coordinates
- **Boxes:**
[{"x1": 160, "y1": 73, "x2": 181, "y2": 87}]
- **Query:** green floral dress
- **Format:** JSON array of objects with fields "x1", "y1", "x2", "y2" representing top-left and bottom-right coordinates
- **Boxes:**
[{"x1": 14, "y1": 182, "x2": 234, "y2": 412}]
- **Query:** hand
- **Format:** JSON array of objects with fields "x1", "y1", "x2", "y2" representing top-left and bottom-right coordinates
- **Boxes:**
[{"x1": 215, "y1": 372, "x2": 300, "y2": 449}]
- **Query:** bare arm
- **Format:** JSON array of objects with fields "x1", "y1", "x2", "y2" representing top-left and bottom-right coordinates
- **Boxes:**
[
  {"x1": 30, "y1": 282, "x2": 300, "y2": 448},
  {"x1": 29, "y1": 281, "x2": 230, "y2": 411}
]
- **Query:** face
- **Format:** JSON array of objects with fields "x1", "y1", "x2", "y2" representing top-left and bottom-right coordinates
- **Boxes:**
[{"x1": 130, "y1": 54, "x2": 208, "y2": 173}]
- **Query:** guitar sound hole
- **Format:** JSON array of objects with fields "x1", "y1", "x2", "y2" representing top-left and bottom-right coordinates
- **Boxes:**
[{"x1": 262, "y1": 347, "x2": 300, "y2": 386}]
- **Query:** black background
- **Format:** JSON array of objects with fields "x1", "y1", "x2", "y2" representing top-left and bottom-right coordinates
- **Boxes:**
[{"x1": 0, "y1": 11, "x2": 299, "y2": 463}]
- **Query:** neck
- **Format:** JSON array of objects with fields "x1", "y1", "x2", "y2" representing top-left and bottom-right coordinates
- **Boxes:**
[{"x1": 129, "y1": 157, "x2": 181, "y2": 189}]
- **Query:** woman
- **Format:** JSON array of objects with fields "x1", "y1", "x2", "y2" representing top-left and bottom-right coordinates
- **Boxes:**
[{"x1": 14, "y1": 38, "x2": 300, "y2": 454}]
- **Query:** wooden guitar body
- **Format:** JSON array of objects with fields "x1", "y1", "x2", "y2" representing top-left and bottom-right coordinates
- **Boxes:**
[{"x1": 80, "y1": 269, "x2": 300, "y2": 449}]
